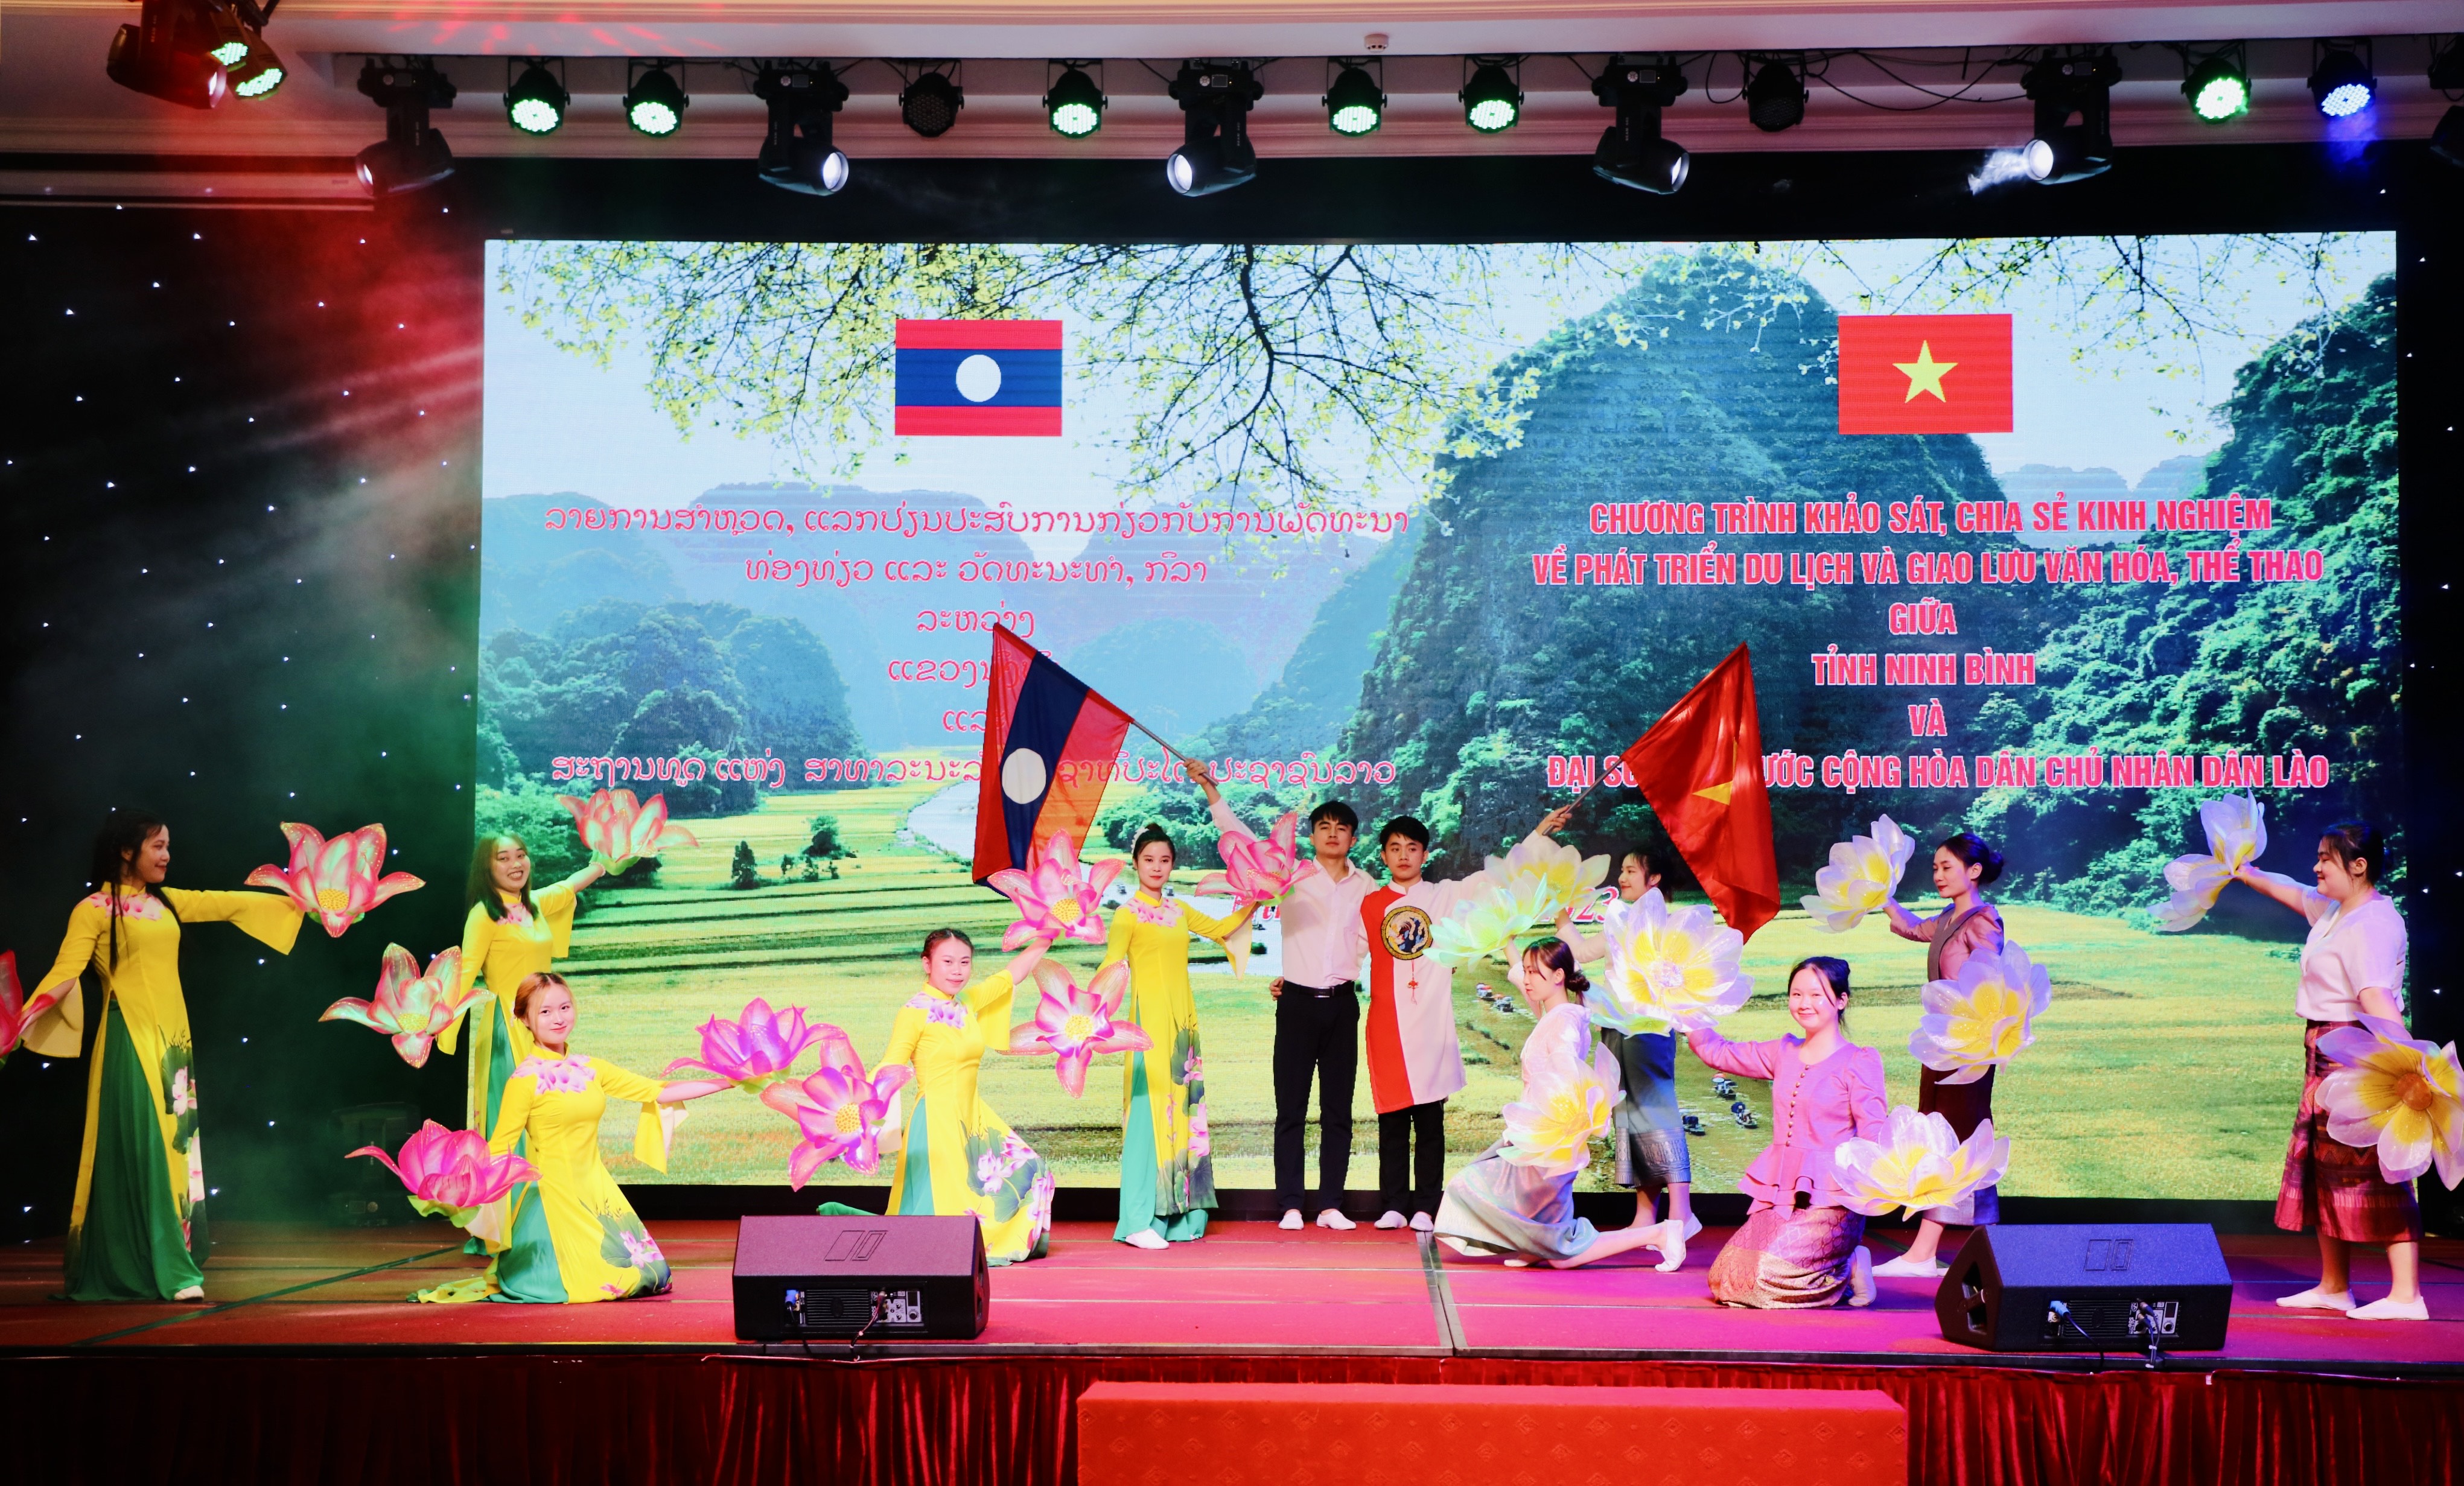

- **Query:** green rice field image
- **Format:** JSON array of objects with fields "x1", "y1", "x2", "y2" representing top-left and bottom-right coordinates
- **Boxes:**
[{"x1": 553, "y1": 772, "x2": 2305, "y2": 1200}]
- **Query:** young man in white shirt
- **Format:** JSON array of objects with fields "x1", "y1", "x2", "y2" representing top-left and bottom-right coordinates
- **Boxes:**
[{"x1": 1206, "y1": 784, "x2": 1372, "y2": 1230}]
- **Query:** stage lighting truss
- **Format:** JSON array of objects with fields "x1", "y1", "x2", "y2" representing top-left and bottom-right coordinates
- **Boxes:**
[
  {"x1": 900, "y1": 65, "x2": 964, "y2": 138},
  {"x1": 505, "y1": 60, "x2": 568, "y2": 135},
  {"x1": 106, "y1": 0, "x2": 284, "y2": 109},
  {"x1": 1324, "y1": 61, "x2": 1386, "y2": 136},
  {"x1": 1742, "y1": 54, "x2": 1807, "y2": 133},
  {"x1": 2308, "y1": 41, "x2": 2375, "y2": 119},
  {"x1": 2178, "y1": 43, "x2": 2250, "y2": 122},
  {"x1": 1591, "y1": 57, "x2": 1690, "y2": 194},
  {"x1": 755, "y1": 63, "x2": 852, "y2": 197},
  {"x1": 625, "y1": 61, "x2": 687, "y2": 136},
  {"x1": 2019, "y1": 51, "x2": 2119, "y2": 185},
  {"x1": 1044, "y1": 63, "x2": 1105, "y2": 137},
  {"x1": 355, "y1": 57, "x2": 457, "y2": 197},
  {"x1": 1460, "y1": 58, "x2": 1523, "y2": 133},
  {"x1": 1165, "y1": 62, "x2": 1262, "y2": 197}
]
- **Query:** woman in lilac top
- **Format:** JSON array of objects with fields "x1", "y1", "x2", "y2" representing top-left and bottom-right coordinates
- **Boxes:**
[
  {"x1": 1875, "y1": 832, "x2": 2007, "y2": 1278},
  {"x1": 1687, "y1": 956, "x2": 1886, "y2": 1309}
]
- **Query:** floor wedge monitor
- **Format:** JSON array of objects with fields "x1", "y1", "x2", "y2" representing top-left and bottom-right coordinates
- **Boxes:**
[
  {"x1": 1937, "y1": 1223, "x2": 2233, "y2": 1352},
  {"x1": 733, "y1": 1214, "x2": 990, "y2": 1341}
]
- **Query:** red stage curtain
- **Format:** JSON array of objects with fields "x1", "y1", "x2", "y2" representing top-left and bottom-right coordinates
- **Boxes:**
[{"x1": 4, "y1": 1353, "x2": 2458, "y2": 1485}]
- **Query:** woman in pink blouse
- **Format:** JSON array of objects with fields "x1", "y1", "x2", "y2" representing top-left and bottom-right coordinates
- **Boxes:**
[
  {"x1": 1874, "y1": 832, "x2": 2006, "y2": 1278},
  {"x1": 1687, "y1": 956, "x2": 1886, "y2": 1309}
]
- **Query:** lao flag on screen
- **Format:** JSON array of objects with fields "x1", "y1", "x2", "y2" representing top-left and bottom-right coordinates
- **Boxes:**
[
  {"x1": 1836, "y1": 314, "x2": 2013, "y2": 435},
  {"x1": 894, "y1": 320, "x2": 1063, "y2": 436},
  {"x1": 972, "y1": 625, "x2": 1132, "y2": 884}
]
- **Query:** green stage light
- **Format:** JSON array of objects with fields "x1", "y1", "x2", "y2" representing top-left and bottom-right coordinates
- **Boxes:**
[
  {"x1": 1045, "y1": 66, "x2": 1104, "y2": 136},
  {"x1": 231, "y1": 42, "x2": 283, "y2": 98},
  {"x1": 626, "y1": 65, "x2": 686, "y2": 136},
  {"x1": 1325, "y1": 64, "x2": 1384, "y2": 135},
  {"x1": 2182, "y1": 50, "x2": 2249, "y2": 122},
  {"x1": 1461, "y1": 62, "x2": 1521, "y2": 133},
  {"x1": 505, "y1": 62, "x2": 567, "y2": 135}
]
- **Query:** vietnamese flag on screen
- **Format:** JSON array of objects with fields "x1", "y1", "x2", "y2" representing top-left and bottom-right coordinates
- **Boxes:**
[
  {"x1": 1836, "y1": 314, "x2": 2013, "y2": 435},
  {"x1": 973, "y1": 625, "x2": 1132, "y2": 884},
  {"x1": 1618, "y1": 645, "x2": 1780, "y2": 940},
  {"x1": 894, "y1": 320, "x2": 1063, "y2": 436}
]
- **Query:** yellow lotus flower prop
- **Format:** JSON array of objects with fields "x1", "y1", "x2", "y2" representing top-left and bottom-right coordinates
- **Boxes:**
[
  {"x1": 1591, "y1": 889, "x2": 1752, "y2": 1034},
  {"x1": 1801, "y1": 814, "x2": 1915, "y2": 933},
  {"x1": 2148, "y1": 792, "x2": 2268, "y2": 933},
  {"x1": 1908, "y1": 943, "x2": 2052, "y2": 1085},
  {"x1": 1482, "y1": 834, "x2": 1610, "y2": 930},
  {"x1": 1430, "y1": 875, "x2": 1553, "y2": 969},
  {"x1": 1833, "y1": 1105, "x2": 2012, "y2": 1219},
  {"x1": 2318, "y1": 1016, "x2": 2464, "y2": 1189},
  {"x1": 1498, "y1": 1019, "x2": 1622, "y2": 1176}
]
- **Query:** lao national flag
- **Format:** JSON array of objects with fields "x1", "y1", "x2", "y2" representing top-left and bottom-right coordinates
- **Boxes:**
[
  {"x1": 895, "y1": 320, "x2": 1063, "y2": 436},
  {"x1": 973, "y1": 625, "x2": 1132, "y2": 884},
  {"x1": 1836, "y1": 314, "x2": 2012, "y2": 435}
]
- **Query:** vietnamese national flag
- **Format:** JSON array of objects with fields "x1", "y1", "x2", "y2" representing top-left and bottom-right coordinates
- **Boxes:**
[
  {"x1": 1618, "y1": 645, "x2": 1780, "y2": 940},
  {"x1": 895, "y1": 320, "x2": 1063, "y2": 436},
  {"x1": 1836, "y1": 314, "x2": 2013, "y2": 435},
  {"x1": 973, "y1": 625, "x2": 1132, "y2": 884}
]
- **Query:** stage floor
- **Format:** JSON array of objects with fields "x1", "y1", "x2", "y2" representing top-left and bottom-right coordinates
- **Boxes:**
[{"x1": 3, "y1": 1218, "x2": 2459, "y2": 1373}]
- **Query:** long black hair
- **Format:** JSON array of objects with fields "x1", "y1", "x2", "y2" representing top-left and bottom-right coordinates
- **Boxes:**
[
  {"x1": 466, "y1": 832, "x2": 539, "y2": 924},
  {"x1": 88, "y1": 812, "x2": 171, "y2": 971}
]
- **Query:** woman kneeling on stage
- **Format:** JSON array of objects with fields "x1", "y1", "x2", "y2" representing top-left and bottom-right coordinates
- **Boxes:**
[
  {"x1": 1688, "y1": 957, "x2": 1885, "y2": 1309},
  {"x1": 1434, "y1": 939, "x2": 1666, "y2": 1269},
  {"x1": 2232, "y1": 819, "x2": 2427, "y2": 1321},
  {"x1": 418, "y1": 973, "x2": 727, "y2": 1304}
]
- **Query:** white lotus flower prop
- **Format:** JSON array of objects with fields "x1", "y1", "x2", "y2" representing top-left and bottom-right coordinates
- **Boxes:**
[
  {"x1": 1431, "y1": 876, "x2": 1553, "y2": 970},
  {"x1": 1908, "y1": 944, "x2": 2052, "y2": 1085},
  {"x1": 1801, "y1": 814, "x2": 1915, "y2": 933},
  {"x1": 1482, "y1": 834, "x2": 1609, "y2": 931},
  {"x1": 1498, "y1": 1023, "x2": 1621, "y2": 1176},
  {"x1": 2147, "y1": 792, "x2": 2268, "y2": 933},
  {"x1": 1833, "y1": 1106, "x2": 2013, "y2": 1219},
  {"x1": 2318, "y1": 1016, "x2": 2464, "y2": 1190},
  {"x1": 1590, "y1": 889, "x2": 1752, "y2": 1034}
]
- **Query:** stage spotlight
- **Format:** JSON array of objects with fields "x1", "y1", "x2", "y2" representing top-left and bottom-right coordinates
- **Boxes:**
[
  {"x1": 625, "y1": 63, "x2": 686, "y2": 136},
  {"x1": 1325, "y1": 63, "x2": 1385, "y2": 135},
  {"x1": 2308, "y1": 44, "x2": 2374, "y2": 119},
  {"x1": 505, "y1": 61, "x2": 567, "y2": 135},
  {"x1": 1591, "y1": 58, "x2": 1689, "y2": 194},
  {"x1": 1461, "y1": 60, "x2": 1522, "y2": 132},
  {"x1": 354, "y1": 58, "x2": 457, "y2": 197},
  {"x1": 1744, "y1": 57, "x2": 1806, "y2": 133},
  {"x1": 1045, "y1": 65, "x2": 1104, "y2": 136},
  {"x1": 105, "y1": 0, "x2": 229, "y2": 110},
  {"x1": 901, "y1": 69, "x2": 963, "y2": 138},
  {"x1": 2181, "y1": 46, "x2": 2249, "y2": 122},
  {"x1": 2019, "y1": 51, "x2": 2119, "y2": 184},
  {"x1": 756, "y1": 65, "x2": 852, "y2": 195},
  {"x1": 1165, "y1": 63, "x2": 1261, "y2": 197},
  {"x1": 229, "y1": 34, "x2": 284, "y2": 98}
]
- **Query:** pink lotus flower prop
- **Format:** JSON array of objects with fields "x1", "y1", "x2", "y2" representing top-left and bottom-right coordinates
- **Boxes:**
[
  {"x1": 2148, "y1": 792, "x2": 2268, "y2": 933},
  {"x1": 349, "y1": 1119, "x2": 538, "y2": 1221},
  {"x1": 0, "y1": 951, "x2": 71, "y2": 1066},
  {"x1": 2319, "y1": 1016, "x2": 2464, "y2": 1189},
  {"x1": 246, "y1": 822, "x2": 425, "y2": 939},
  {"x1": 1197, "y1": 811, "x2": 1321, "y2": 907},
  {"x1": 320, "y1": 944, "x2": 482, "y2": 1068},
  {"x1": 666, "y1": 997, "x2": 830, "y2": 1091},
  {"x1": 1007, "y1": 961, "x2": 1154, "y2": 1097},
  {"x1": 1834, "y1": 1106, "x2": 2013, "y2": 1219},
  {"x1": 558, "y1": 787, "x2": 699, "y2": 874},
  {"x1": 759, "y1": 1030, "x2": 914, "y2": 1185},
  {"x1": 987, "y1": 831, "x2": 1123, "y2": 950}
]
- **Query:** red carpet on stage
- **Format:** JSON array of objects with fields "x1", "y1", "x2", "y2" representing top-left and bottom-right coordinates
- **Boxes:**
[{"x1": 4, "y1": 1218, "x2": 2461, "y2": 1484}]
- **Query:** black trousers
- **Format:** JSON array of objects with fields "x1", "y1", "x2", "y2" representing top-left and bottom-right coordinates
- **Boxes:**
[
  {"x1": 1377, "y1": 1099, "x2": 1447, "y2": 1216},
  {"x1": 1272, "y1": 985, "x2": 1358, "y2": 1213}
]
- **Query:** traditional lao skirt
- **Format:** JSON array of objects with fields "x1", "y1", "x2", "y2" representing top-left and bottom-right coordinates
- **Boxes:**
[
  {"x1": 2276, "y1": 1019, "x2": 2423, "y2": 1245},
  {"x1": 1707, "y1": 1202, "x2": 1864, "y2": 1309}
]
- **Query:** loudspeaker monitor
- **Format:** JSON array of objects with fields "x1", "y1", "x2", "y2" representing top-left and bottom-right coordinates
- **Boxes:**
[
  {"x1": 1935, "y1": 1222, "x2": 2232, "y2": 1352},
  {"x1": 732, "y1": 1214, "x2": 989, "y2": 1341}
]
